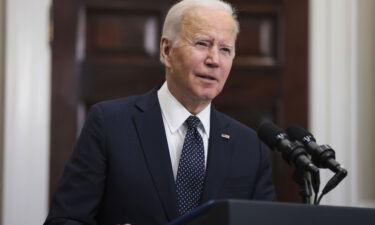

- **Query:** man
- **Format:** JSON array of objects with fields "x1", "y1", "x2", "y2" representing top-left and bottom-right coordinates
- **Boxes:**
[{"x1": 44, "y1": 0, "x2": 276, "y2": 224}]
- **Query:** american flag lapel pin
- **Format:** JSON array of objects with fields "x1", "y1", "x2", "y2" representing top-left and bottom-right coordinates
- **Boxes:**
[{"x1": 221, "y1": 134, "x2": 230, "y2": 139}]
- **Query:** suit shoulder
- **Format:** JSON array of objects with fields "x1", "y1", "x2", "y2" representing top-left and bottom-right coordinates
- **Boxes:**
[
  {"x1": 91, "y1": 88, "x2": 158, "y2": 117},
  {"x1": 85, "y1": 98, "x2": 136, "y2": 122},
  {"x1": 94, "y1": 95, "x2": 140, "y2": 113}
]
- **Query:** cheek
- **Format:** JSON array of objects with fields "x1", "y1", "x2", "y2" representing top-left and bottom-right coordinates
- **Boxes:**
[
  {"x1": 182, "y1": 61, "x2": 202, "y2": 78},
  {"x1": 177, "y1": 55, "x2": 196, "y2": 73},
  {"x1": 223, "y1": 57, "x2": 234, "y2": 69},
  {"x1": 188, "y1": 51, "x2": 208, "y2": 66},
  {"x1": 220, "y1": 61, "x2": 233, "y2": 77}
]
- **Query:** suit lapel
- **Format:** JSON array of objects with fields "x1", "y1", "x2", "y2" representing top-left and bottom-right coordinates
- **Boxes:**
[
  {"x1": 201, "y1": 108, "x2": 232, "y2": 203},
  {"x1": 133, "y1": 90, "x2": 178, "y2": 221},
  {"x1": 132, "y1": 91, "x2": 233, "y2": 216}
]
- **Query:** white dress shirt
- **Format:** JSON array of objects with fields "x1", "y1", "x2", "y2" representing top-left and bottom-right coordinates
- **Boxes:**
[{"x1": 157, "y1": 82, "x2": 211, "y2": 180}]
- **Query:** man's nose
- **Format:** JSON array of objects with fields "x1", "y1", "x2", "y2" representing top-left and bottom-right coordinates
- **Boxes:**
[{"x1": 205, "y1": 47, "x2": 220, "y2": 68}]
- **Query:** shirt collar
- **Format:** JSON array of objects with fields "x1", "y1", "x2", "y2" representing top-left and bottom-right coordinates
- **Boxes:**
[{"x1": 157, "y1": 82, "x2": 211, "y2": 136}]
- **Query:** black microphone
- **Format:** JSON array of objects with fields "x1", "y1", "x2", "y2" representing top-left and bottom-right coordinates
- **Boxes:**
[
  {"x1": 258, "y1": 121, "x2": 319, "y2": 175},
  {"x1": 286, "y1": 125, "x2": 347, "y2": 174},
  {"x1": 286, "y1": 125, "x2": 348, "y2": 200}
]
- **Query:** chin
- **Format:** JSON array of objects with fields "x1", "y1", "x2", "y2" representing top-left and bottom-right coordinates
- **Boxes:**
[
  {"x1": 191, "y1": 86, "x2": 222, "y2": 102},
  {"x1": 195, "y1": 92, "x2": 220, "y2": 102}
]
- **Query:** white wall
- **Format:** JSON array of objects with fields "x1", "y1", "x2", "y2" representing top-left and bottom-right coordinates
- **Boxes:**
[
  {"x1": 2, "y1": 0, "x2": 51, "y2": 224},
  {"x1": 310, "y1": 0, "x2": 375, "y2": 207}
]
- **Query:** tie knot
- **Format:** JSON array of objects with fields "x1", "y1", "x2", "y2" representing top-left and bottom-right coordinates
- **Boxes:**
[{"x1": 185, "y1": 116, "x2": 201, "y2": 129}]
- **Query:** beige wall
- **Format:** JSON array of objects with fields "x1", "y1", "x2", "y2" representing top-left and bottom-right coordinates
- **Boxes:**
[
  {"x1": 357, "y1": 0, "x2": 375, "y2": 207},
  {"x1": 0, "y1": 0, "x2": 5, "y2": 223}
]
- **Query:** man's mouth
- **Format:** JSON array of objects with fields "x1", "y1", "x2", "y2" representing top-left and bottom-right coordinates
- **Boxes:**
[{"x1": 196, "y1": 74, "x2": 216, "y2": 81}]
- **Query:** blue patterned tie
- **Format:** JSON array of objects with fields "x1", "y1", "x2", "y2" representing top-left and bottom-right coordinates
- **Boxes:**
[{"x1": 176, "y1": 115, "x2": 205, "y2": 215}]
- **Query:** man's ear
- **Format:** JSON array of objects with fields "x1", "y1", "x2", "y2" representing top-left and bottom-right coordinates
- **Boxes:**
[{"x1": 160, "y1": 37, "x2": 173, "y2": 68}]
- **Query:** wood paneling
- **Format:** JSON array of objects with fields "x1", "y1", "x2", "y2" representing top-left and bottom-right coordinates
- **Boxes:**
[
  {"x1": 86, "y1": 8, "x2": 161, "y2": 61},
  {"x1": 236, "y1": 9, "x2": 280, "y2": 66}
]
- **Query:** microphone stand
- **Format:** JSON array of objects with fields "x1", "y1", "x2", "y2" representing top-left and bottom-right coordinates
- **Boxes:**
[
  {"x1": 292, "y1": 167, "x2": 320, "y2": 204},
  {"x1": 280, "y1": 140, "x2": 320, "y2": 204},
  {"x1": 293, "y1": 168, "x2": 312, "y2": 204}
]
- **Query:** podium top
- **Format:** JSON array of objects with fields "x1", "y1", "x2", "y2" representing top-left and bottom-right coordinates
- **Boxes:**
[{"x1": 168, "y1": 199, "x2": 375, "y2": 225}]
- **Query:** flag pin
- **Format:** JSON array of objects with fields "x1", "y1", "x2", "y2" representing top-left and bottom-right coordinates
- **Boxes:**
[{"x1": 221, "y1": 134, "x2": 230, "y2": 139}]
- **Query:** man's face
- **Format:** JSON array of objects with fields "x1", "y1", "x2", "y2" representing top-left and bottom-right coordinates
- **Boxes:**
[{"x1": 162, "y1": 7, "x2": 236, "y2": 108}]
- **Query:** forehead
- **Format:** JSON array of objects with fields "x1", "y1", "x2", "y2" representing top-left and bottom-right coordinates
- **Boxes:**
[{"x1": 180, "y1": 7, "x2": 236, "y2": 42}]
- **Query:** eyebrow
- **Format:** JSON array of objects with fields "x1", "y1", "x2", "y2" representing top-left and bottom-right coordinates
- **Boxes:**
[
  {"x1": 192, "y1": 35, "x2": 234, "y2": 49},
  {"x1": 220, "y1": 44, "x2": 234, "y2": 49},
  {"x1": 192, "y1": 35, "x2": 211, "y2": 42}
]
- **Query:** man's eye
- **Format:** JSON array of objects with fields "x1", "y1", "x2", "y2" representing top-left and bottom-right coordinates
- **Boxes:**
[
  {"x1": 196, "y1": 41, "x2": 208, "y2": 47},
  {"x1": 221, "y1": 48, "x2": 231, "y2": 54}
]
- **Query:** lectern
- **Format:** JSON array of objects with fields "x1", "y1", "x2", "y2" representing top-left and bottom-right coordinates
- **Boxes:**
[{"x1": 168, "y1": 199, "x2": 375, "y2": 225}]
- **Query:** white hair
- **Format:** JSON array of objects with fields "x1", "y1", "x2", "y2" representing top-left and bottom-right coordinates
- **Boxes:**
[{"x1": 162, "y1": 0, "x2": 239, "y2": 44}]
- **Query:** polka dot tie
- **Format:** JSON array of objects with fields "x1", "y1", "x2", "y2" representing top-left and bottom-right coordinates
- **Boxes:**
[{"x1": 175, "y1": 116, "x2": 205, "y2": 216}]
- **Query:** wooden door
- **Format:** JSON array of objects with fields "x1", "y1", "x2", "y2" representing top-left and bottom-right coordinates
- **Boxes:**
[{"x1": 50, "y1": 0, "x2": 308, "y2": 203}]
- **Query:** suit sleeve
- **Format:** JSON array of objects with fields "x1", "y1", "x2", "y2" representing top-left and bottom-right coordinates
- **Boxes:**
[
  {"x1": 44, "y1": 105, "x2": 107, "y2": 225},
  {"x1": 251, "y1": 140, "x2": 277, "y2": 201}
]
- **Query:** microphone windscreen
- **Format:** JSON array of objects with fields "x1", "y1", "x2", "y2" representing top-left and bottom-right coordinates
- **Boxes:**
[
  {"x1": 258, "y1": 121, "x2": 285, "y2": 147},
  {"x1": 286, "y1": 124, "x2": 314, "y2": 141}
]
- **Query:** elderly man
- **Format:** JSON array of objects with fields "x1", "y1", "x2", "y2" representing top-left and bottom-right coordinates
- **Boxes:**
[{"x1": 44, "y1": 0, "x2": 276, "y2": 224}]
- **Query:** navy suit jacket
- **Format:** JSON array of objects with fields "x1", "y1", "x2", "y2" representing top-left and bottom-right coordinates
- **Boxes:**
[{"x1": 45, "y1": 88, "x2": 276, "y2": 225}]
